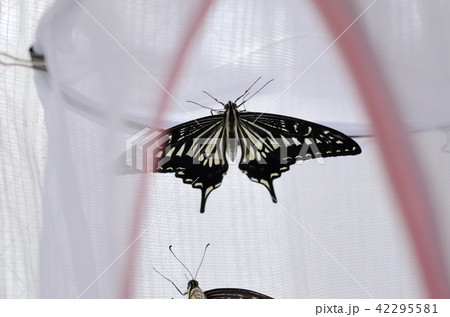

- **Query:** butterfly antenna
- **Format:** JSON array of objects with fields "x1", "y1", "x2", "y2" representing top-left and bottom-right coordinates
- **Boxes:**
[
  {"x1": 169, "y1": 245, "x2": 194, "y2": 280},
  {"x1": 234, "y1": 76, "x2": 262, "y2": 104},
  {"x1": 237, "y1": 91, "x2": 251, "y2": 110},
  {"x1": 194, "y1": 243, "x2": 210, "y2": 280},
  {"x1": 202, "y1": 91, "x2": 226, "y2": 106},
  {"x1": 187, "y1": 100, "x2": 216, "y2": 111},
  {"x1": 238, "y1": 78, "x2": 274, "y2": 108},
  {"x1": 153, "y1": 267, "x2": 184, "y2": 296}
]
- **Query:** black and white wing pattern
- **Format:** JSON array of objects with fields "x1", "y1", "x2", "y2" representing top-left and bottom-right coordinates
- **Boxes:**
[
  {"x1": 185, "y1": 280, "x2": 273, "y2": 299},
  {"x1": 238, "y1": 112, "x2": 362, "y2": 202},
  {"x1": 155, "y1": 115, "x2": 228, "y2": 213},
  {"x1": 152, "y1": 93, "x2": 361, "y2": 213},
  {"x1": 203, "y1": 288, "x2": 273, "y2": 299}
]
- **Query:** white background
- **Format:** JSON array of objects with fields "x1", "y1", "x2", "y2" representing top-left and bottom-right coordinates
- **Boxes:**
[{"x1": 1, "y1": 0, "x2": 450, "y2": 298}]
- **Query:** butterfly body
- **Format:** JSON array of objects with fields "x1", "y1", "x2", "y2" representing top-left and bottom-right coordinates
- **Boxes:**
[
  {"x1": 223, "y1": 102, "x2": 240, "y2": 161},
  {"x1": 155, "y1": 92, "x2": 361, "y2": 213},
  {"x1": 186, "y1": 280, "x2": 207, "y2": 299}
]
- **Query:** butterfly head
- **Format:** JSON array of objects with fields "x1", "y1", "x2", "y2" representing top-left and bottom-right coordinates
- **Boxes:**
[
  {"x1": 187, "y1": 279, "x2": 200, "y2": 290},
  {"x1": 224, "y1": 101, "x2": 237, "y2": 111},
  {"x1": 187, "y1": 279, "x2": 206, "y2": 299}
]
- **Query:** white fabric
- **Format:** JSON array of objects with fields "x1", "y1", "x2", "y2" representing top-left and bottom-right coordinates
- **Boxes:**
[
  {"x1": 2, "y1": 0, "x2": 450, "y2": 298},
  {"x1": 0, "y1": 0, "x2": 51, "y2": 298}
]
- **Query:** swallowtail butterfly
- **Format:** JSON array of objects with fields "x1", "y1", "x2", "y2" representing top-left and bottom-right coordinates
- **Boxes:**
[
  {"x1": 154, "y1": 244, "x2": 273, "y2": 299},
  {"x1": 154, "y1": 78, "x2": 361, "y2": 213}
]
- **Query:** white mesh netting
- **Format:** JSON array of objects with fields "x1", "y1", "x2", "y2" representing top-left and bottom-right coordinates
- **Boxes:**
[{"x1": 1, "y1": 0, "x2": 450, "y2": 298}]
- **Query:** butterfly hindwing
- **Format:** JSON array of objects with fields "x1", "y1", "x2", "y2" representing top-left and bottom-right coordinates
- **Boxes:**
[
  {"x1": 238, "y1": 112, "x2": 362, "y2": 202},
  {"x1": 155, "y1": 115, "x2": 229, "y2": 213}
]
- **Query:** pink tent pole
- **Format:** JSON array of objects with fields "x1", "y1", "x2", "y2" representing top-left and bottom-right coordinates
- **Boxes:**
[
  {"x1": 121, "y1": 0, "x2": 214, "y2": 298},
  {"x1": 313, "y1": 0, "x2": 449, "y2": 298}
]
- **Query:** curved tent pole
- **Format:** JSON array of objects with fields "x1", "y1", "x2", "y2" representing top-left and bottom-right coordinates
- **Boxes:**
[
  {"x1": 122, "y1": 0, "x2": 215, "y2": 299},
  {"x1": 314, "y1": 0, "x2": 450, "y2": 298}
]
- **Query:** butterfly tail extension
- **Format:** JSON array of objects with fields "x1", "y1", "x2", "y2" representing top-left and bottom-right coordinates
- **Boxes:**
[
  {"x1": 200, "y1": 189, "x2": 208, "y2": 214},
  {"x1": 238, "y1": 160, "x2": 279, "y2": 204},
  {"x1": 266, "y1": 180, "x2": 278, "y2": 203},
  {"x1": 197, "y1": 165, "x2": 228, "y2": 213}
]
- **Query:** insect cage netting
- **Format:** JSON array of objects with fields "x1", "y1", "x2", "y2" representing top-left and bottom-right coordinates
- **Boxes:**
[{"x1": 2, "y1": 0, "x2": 450, "y2": 298}]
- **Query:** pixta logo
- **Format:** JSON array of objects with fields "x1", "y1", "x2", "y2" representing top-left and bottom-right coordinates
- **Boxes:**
[
  {"x1": 126, "y1": 127, "x2": 326, "y2": 173},
  {"x1": 125, "y1": 128, "x2": 170, "y2": 173}
]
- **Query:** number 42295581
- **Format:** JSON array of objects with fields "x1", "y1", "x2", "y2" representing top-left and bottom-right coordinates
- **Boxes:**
[{"x1": 375, "y1": 303, "x2": 438, "y2": 314}]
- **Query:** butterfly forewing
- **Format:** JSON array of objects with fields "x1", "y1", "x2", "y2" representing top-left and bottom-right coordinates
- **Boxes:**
[
  {"x1": 155, "y1": 115, "x2": 229, "y2": 213},
  {"x1": 237, "y1": 112, "x2": 361, "y2": 202}
]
